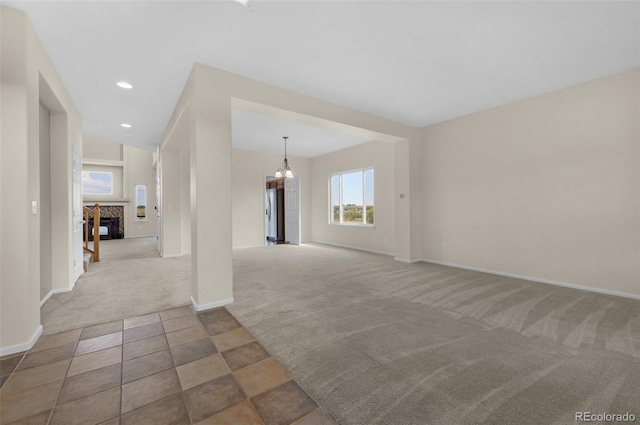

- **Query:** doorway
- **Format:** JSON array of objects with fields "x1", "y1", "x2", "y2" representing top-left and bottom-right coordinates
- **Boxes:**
[{"x1": 264, "y1": 175, "x2": 301, "y2": 245}]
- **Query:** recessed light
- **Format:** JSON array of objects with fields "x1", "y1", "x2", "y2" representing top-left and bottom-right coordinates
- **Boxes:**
[
  {"x1": 116, "y1": 81, "x2": 133, "y2": 89},
  {"x1": 121, "y1": 123, "x2": 132, "y2": 128}
]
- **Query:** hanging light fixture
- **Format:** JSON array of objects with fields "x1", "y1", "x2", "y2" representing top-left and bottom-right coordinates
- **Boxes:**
[{"x1": 275, "y1": 136, "x2": 294, "y2": 179}]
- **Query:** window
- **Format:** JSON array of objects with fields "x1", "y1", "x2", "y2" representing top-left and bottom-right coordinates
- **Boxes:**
[
  {"x1": 329, "y1": 168, "x2": 374, "y2": 226},
  {"x1": 135, "y1": 184, "x2": 147, "y2": 220},
  {"x1": 82, "y1": 171, "x2": 113, "y2": 195}
]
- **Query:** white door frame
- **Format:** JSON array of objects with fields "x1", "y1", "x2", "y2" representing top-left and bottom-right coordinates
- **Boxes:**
[
  {"x1": 263, "y1": 174, "x2": 302, "y2": 246},
  {"x1": 72, "y1": 147, "x2": 84, "y2": 283}
]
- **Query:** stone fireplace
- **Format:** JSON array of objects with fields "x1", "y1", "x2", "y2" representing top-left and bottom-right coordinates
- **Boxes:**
[{"x1": 85, "y1": 205, "x2": 124, "y2": 240}]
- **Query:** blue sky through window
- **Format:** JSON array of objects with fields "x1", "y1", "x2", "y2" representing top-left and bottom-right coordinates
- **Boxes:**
[
  {"x1": 82, "y1": 171, "x2": 113, "y2": 195},
  {"x1": 136, "y1": 185, "x2": 146, "y2": 206}
]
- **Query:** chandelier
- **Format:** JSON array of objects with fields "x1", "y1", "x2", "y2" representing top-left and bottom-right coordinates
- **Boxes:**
[{"x1": 274, "y1": 136, "x2": 294, "y2": 178}]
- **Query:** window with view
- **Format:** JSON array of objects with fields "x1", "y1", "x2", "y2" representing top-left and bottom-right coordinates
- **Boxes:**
[
  {"x1": 135, "y1": 184, "x2": 147, "y2": 220},
  {"x1": 82, "y1": 171, "x2": 113, "y2": 195},
  {"x1": 329, "y1": 168, "x2": 374, "y2": 226}
]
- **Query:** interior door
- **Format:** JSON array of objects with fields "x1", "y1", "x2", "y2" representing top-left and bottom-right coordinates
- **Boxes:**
[
  {"x1": 72, "y1": 147, "x2": 84, "y2": 282},
  {"x1": 284, "y1": 176, "x2": 300, "y2": 245}
]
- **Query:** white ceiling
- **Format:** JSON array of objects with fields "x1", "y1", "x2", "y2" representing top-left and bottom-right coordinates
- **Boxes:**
[
  {"x1": 5, "y1": 1, "x2": 639, "y2": 153},
  {"x1": 232, "y1": 109, "x2": 370, "y2": 158}
]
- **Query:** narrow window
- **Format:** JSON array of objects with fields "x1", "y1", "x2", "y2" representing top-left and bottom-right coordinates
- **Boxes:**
[
  {"x1": 328, "y1": 168, "x2": 374, "y2": 226},
  {"x1": 135, "y1": 184, "x2": 147, "y2": 220}
]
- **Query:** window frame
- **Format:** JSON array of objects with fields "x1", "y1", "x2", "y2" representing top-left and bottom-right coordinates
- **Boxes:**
[
  {"x1": 328, "y1": 167, "x2": 375, "y2": 228},
  {"x1": 135, "y1": 184, "x2": 148, "y2": 221},
  {"x1": 82, "y1": 171, "x2": 114, "y2": 196}
]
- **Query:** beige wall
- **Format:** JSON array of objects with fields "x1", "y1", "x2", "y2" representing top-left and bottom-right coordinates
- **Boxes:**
[
  {"x1": 420, "y1": 69, "x2": 640, "y2": 297},
  {"x1": 83, "y1": 134, "x2": 158, "y2": 238},
  {"x1": 180, "y1": 147, "x2": 191, "y2": 254},
  {"x1": 125, "y1": 145, "x2": 157, "y2": 237},
  {"x1": 83, "y1": 135, "x2": 121, "y2": 160},
  {"x1": 1, "y1": 6, "x2": 82, "y2": 354},
  {"x1": 39, "y1": 102, "x2": 52, "y2": 301},
  {"x1": 311, "y1": 141, "x2": 395, "y2": 255},
  {"x1": 232, "y1": 149, "x2": 312, "y2": 248}
]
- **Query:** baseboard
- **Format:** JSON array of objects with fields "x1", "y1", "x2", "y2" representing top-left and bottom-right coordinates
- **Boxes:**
[
  {"x1": 394, "y1": 257, "x2": 422, "y2": 263},
  {"x1": 40, "y1": 291, "x2": 54, "y2": 307},
  {"x1": 40, "y1": 286, "x2": 73, "y2": 307},
  {"x1": 160, "y1": 253, "x2": 184, "y2": 258},
  {"x1": 0, "y1": 325, "x2": 43, "y2": 356},
  {"x1": 421, "y1": 258, "x2": 640, "y2": 301},
  {"x1": 190, "y1": 296, "x2": 234, "y2": 312},
  {"x1": 312, "y1": 240, "x2": 394, "y2": 257}
]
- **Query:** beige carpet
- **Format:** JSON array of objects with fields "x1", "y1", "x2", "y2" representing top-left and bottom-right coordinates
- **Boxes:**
[
  {"x1": 41, "y1": 237, "x2": 191, "y2": 335},
  {"x1": 227, "y1": 243, "x2": 640, "y2": 425},
  {"x1": 41, "y1": 239, "x2": 640, "y2": 424}
]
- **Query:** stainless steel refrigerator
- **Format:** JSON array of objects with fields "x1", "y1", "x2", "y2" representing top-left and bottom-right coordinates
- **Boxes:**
[{"x1": 265, "y1": 188, "x2": 284, "y2": 243}]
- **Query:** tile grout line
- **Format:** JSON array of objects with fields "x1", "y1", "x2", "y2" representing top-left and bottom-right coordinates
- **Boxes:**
[
  {"x1": 46, "y1": 337, "x2": 78, "y2": 425},
  {"x1": 229, "y1": 312, "x2": 341, "y2": 425}
]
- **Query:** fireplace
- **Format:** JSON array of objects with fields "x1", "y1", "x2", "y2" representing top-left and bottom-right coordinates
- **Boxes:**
[
  {"x1": 83, "y1": 205, "x2": 125, "y2": 240},
  {"x1": 86, "y1": 217, "x2": 122, "y2": 241}
]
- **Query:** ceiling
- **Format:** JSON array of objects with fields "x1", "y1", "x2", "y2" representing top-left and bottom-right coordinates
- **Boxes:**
[
  {"x1": 5, "y1": 1, "x2": 639, "y2": 153},
  {"x1": 232, "y1": 110, "x2": 370, "y2": 158}
]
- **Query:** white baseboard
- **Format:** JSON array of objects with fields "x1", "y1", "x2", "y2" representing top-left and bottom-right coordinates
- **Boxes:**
[
  {"x1": 0, "y1": 325, "x2": 43, "y2": 356},
  {"x1": 421, "y1": 258, "x2": 640, "y2": 301},
  {"x1": 312, "y1": 240, "x2": 394, "y2": 257},
  {"x1": 160, "y1": 253, "x2": 184, "y2": 258},
  {"x1": 40, "y1": 291, "x2": 54, "y2": 307},
  {"x1": 190, "y1": 296, "x2": 234, "y2": 312},
  {"x1": 40, "y1": 287, "x2": 73, "y2": 307},
  {"x1": 394, "y1": 257, "x2": 422, "y2": 263}
]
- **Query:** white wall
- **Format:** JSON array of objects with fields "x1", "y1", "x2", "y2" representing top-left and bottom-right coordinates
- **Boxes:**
[
  {"x1": 311, "y1": 141, "x2": 395, "y2": 255},
  {"x1": 420, "y1": 69, "x2": 640, "y2": 297},
  {"x1": 232, "y1": 149, "x2": 312, "y2": 249},
  {"x1": 82, "y1": 134, "x2": 157, "y2": 238},
  {"x1": 1, "y1": 6, "x2": 82, "y2": 354}
]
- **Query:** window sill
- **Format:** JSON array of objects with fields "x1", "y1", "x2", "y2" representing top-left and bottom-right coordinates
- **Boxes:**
[{"x1": 328, "y1": 223, "x2": 375, "y2": 229}]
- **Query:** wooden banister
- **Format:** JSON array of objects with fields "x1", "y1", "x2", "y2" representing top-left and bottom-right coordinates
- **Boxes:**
[{"x1": 82, "y1": 203, "x2": 100, "y2": 262}]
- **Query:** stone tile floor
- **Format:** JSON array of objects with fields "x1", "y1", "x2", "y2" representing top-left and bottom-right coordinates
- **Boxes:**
[{"x1": 0, "y1": 306, "x2": 337, "y2": 425}]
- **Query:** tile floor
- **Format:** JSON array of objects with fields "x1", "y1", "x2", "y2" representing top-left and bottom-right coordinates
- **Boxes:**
[{"x1": 0, "y1": 306, "x2": 337, "y2": 425}]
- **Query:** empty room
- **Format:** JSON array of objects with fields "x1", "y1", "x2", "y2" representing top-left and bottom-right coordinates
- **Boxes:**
[{"x1": 1, "y1": 1, "x2": 638, "y2": 425}]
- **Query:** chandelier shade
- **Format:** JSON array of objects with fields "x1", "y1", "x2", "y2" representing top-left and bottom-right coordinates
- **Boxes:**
[{"x1": 275, "y1": 136, "x2": 294, "y2": 179}]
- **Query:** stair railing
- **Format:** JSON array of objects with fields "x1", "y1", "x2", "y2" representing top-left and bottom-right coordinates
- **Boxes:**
[{"x1": 83, "y1": 203, "x2": 100, "y2": 262}]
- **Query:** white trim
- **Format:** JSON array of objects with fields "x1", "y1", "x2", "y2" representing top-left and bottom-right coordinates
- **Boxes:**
[
  {"x1": 160, "y1": 253, "x2": 184, "y2": 258},
  {"x1": 421, "y1": 258, "x2": 640, "y2": 301},
  {"x1": 190, "y1": 296, "x2": 234, "y2": 312},
  {"x1": 312, "y1": 240, "x2": 393, "y2": 257},
  {"x1": 124, "y1": 234, "x2": 157, "y2": 239},
  {"x1": 40, "y1": 291, "x2": 54, "y2": 307},
  {"x1": 40, "y1": 287, "x2": 73, "y2": 307},
  {"x1": 394, "y1": 257, "x2": 422, "y2": 263},
  {"x1": 233, "y1": 245, "x2": 266, "y2": 250},
  {"x1": 0, "y1": 325, "x2": 43, "y2": 356},
  {"x1": 83, "y1": 159, "x2": 124, "y2": 167}
]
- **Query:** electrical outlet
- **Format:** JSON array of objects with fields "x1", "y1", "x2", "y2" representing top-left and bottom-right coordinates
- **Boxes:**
[{"x1": 441, "y1": 242, "x2": 447, "y2": 250}]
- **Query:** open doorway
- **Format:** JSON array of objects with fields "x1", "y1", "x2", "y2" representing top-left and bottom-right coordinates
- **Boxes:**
[{"x1": 264, "y1": 175, "x2": 301, "y2": 245}]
